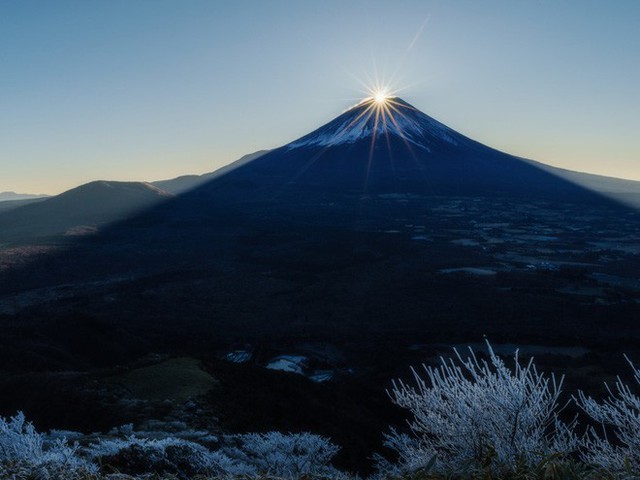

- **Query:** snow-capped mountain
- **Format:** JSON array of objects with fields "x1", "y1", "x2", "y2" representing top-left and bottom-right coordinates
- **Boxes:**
[{"x1": 205, "y1": 96, "x2": 624, "y2": 203}]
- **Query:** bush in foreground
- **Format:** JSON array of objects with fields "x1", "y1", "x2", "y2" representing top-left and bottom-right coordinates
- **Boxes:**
[
  {"x1": 224, "y1": 432, "x2": 342, "y2": 478},
  {"x1": 0, "y1": 414, "x2": 341, "y2": 479},
  {"x1": 0, "y1": 411, "x2": 96, "y2": 479},
  {"x1": 88, "y1": 436, "x2": 246, "y2": 478},
  {"x1": 87, "y1": 432, "x2": 340, "y2": 478},
  {"x1": 383, "y1": 341, "x2": 577, "y2": 476},
  {"x1": 577, "y1": 355, "x2": 640, "y2": 475}
]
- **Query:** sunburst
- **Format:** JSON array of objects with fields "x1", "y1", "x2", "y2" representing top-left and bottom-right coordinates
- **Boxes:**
[
  {"x1": 357, "y1": 87, "x2": 416, "y2": 147},
  {"x1": 373, "y1": 89, "x2": 390, "y2": 104}
]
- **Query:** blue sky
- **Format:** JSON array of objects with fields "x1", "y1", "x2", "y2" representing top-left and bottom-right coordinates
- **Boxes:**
[{"x1": 1, "y1": 0, "x2": 639, "y2": 194}]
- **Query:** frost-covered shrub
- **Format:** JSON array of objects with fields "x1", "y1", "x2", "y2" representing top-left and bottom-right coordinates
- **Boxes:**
[
  {"x1": 0, "y1": 412, "x2": 343, "y2": 479},
  {"x1": 577, "y1": 356, "x2": 640, "y2": 474},
  {"x1": 225, "y1": 432, "x2": 341, "y2": 478},
  {"x1": 88, "y1": 432, "x2": 340, "y2": 478},
  {"x1": 0, "y1": 412, "x2": 43, "y2": 464},
  {"x1": 89, "y1": 436, "x2": 250, "y2": 478},
  {"x1": 384, "y1": 341, "x2": 577, "y2": 475},
  {"x1": 0, "y1": 411, "x2": 96, "y2": 479}
]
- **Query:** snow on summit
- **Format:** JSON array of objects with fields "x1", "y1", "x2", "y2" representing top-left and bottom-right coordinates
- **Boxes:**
[{"x1": 287, "y1": 97, "x2": 459, "y2": 151}]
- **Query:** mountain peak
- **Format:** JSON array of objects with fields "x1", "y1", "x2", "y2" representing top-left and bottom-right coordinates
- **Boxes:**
[{"x1": 286, "y1": 96, "x2": 460, "y2": 151}]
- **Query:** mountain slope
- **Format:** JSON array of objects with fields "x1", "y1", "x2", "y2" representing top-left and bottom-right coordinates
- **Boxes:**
[
  {"x1": 151, "y1": 150, "x2": 269, "y2": 194},
  {"x1": 0, "y1": 197, "x2": 47, "y2": 213},
  {"x1": 522, "y1": 160, "x2": 640, "y2": 208}
]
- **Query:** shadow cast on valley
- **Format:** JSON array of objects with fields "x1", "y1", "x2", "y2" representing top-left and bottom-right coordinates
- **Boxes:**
[{"x1": 0, "y1": 131, "x2": 639, "y2": 367}]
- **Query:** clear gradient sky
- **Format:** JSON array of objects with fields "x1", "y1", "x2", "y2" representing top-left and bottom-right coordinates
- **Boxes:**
[{"x1": 1, "y1": 0, "x2": 639, "y2": 194}]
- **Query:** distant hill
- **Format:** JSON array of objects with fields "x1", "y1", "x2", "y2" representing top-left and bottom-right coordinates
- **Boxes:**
[
  {"x1": 151, "y1": 150, "x2": 269, "y2": 194},
  {"x1": 0, "y1": 151, "x2": 268, "y2": 243},
  {"x1": 0, "y1": 191, "x2": 48, "y2": 202},
  {"x1": 0, "y1": 181, "x2": 173, "y2": 242}
]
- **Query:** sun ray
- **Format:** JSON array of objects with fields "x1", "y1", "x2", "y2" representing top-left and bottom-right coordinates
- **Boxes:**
[
  {"x1": 380, "y1": 101, "x2": 393, "y2": 153},
  {"x1": 382, "y1": 102, "x2": 421, "y2": 165},
  {"x1": 332, "y1": 103, "x2": 377, "y2": 142},
  {"x1": 365, "y1": 101, "x2": 382, "y2": 190},
  {"x1": 380, "y1": 100, "x2": 396, "y2": 178},
  {"x1": 346, "y1": 70, "x2": 376, "y2": 95}
]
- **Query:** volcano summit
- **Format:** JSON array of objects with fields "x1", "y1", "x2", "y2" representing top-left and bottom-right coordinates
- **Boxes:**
[{"x1": 286, "y1": 96, "x2": 459, "y2": 150}]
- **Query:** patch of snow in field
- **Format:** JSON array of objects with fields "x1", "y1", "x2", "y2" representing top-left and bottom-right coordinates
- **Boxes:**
[
  {"x1": 226, "y1": 350, "x2": 253, "y2": 363},
  {"x1": 266, "y1": 355, "x2": 308, "y2": 375},
  {"x1": 309, "y1": 370, "x2": 334, "y2": 383}
]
